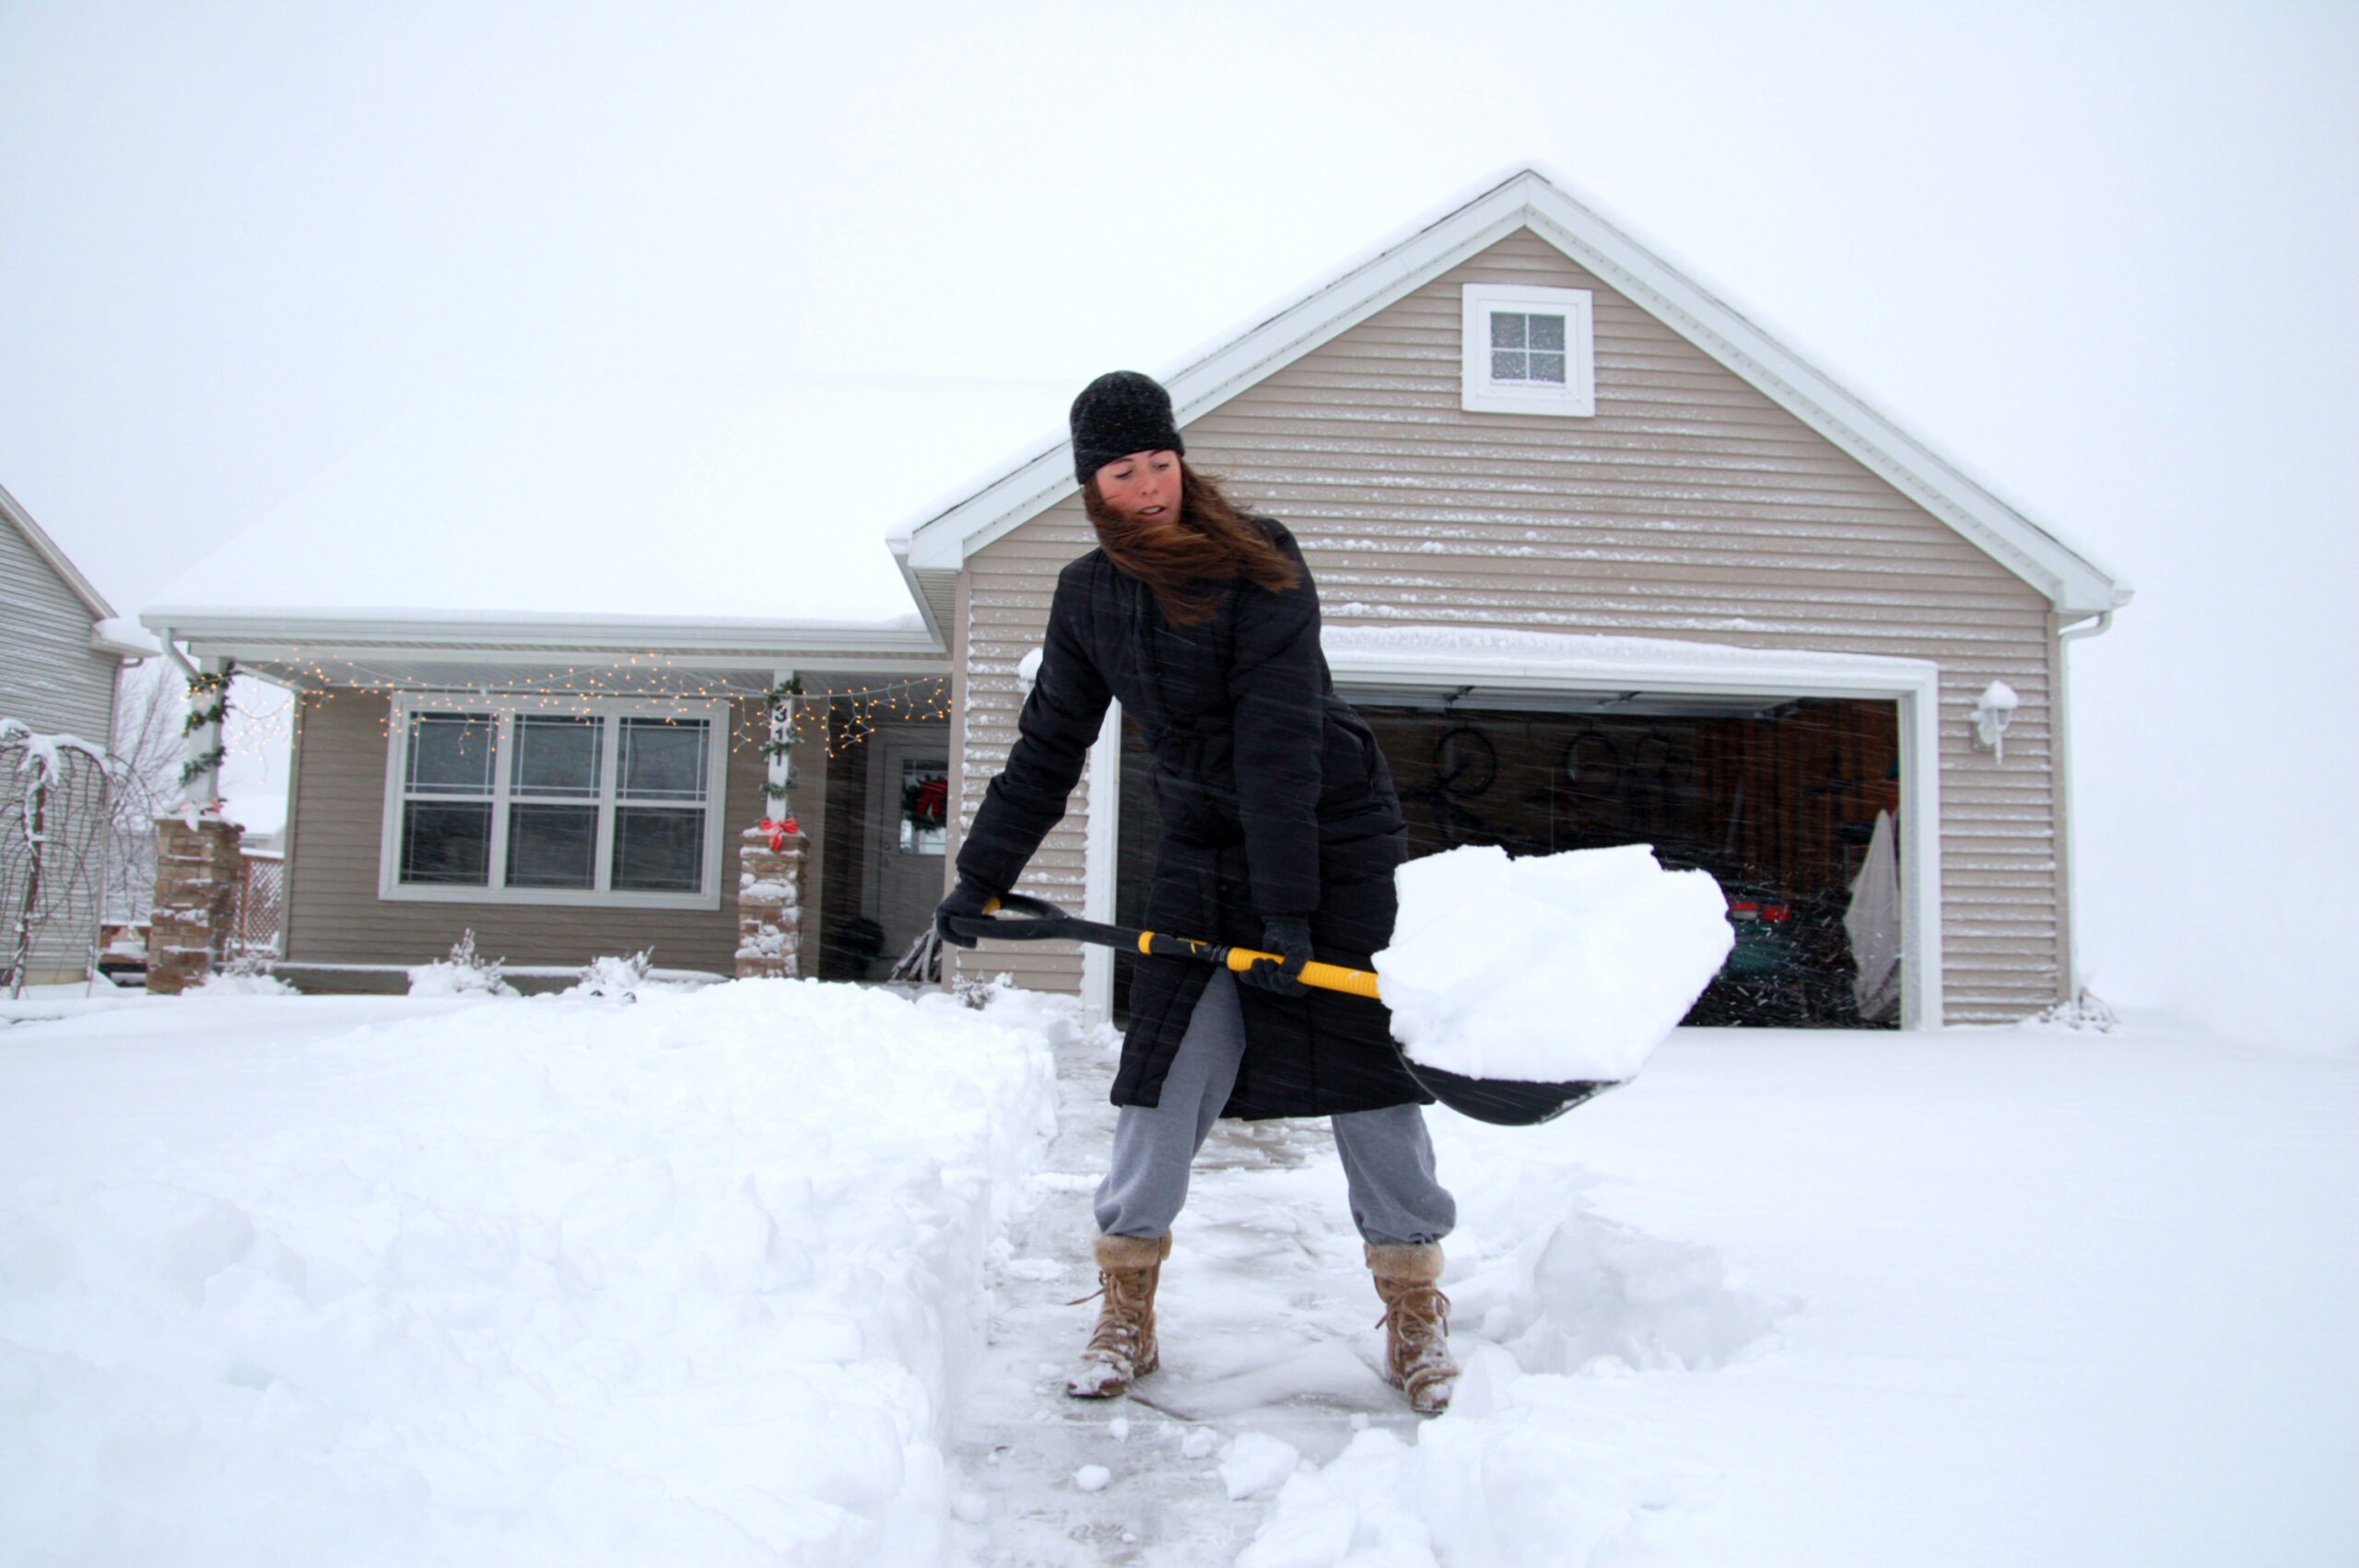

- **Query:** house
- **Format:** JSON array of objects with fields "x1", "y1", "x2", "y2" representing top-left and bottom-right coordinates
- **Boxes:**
[
  {"x1": 146, "y1": 170, "x2": 2128, "y2": 1024},
  {"x1": 1, "y1": 481, "x2": 156, "y2": 984}
]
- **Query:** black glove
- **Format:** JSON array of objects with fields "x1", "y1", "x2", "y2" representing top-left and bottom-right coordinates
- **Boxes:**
[
  {"x1": 933, "y1": 875, "x2": 1000, "y2": 950},
  {"x1": 1238, "y1": 915, "x2": 1314, "y2": 997}
]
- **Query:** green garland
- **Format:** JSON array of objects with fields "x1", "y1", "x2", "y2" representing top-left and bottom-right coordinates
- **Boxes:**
[{"x1": 178, "y1": 663, "x2": 236, "y2": 789}]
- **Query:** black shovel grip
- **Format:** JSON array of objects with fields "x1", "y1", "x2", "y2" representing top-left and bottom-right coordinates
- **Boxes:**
[{"x1": 941, "y1": 893, "x2": 1079, "y2": 943}]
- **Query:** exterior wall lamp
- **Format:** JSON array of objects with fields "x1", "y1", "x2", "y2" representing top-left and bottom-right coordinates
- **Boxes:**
[{"x1": 1973, "y1": 680, "x2": 2021, "y2": 760}]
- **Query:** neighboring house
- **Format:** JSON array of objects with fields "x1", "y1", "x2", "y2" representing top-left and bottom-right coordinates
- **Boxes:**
[
  {"x1": 1, "y1": 480, "x2": 155, "y2": 983},
  {"x1": 147, "y1": 170, "x2": 2128, "y2": 1023}
]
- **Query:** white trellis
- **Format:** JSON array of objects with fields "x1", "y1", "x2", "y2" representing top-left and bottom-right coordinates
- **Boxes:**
[{"x1": 0, "y1": 719, "x2": 118, "y2": 997}]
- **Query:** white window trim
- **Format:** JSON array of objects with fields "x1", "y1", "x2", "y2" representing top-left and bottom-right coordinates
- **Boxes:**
[
  {"x1": 377, "y1": 693, "x2": 731, "y2": 911},
  {"x1": 1461, "y1": 283, "x2": 1596, "y2": 417}
]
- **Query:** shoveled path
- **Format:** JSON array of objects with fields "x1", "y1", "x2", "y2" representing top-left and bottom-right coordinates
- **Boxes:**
[{"x1": 946, "y1": 1020, "x2": 1424, "y2": 1567}]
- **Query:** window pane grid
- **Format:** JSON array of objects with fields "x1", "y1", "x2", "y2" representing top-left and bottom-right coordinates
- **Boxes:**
[
  {"x1": 1488, "y1": 311, "x2": 1567, "y2": 385},
  {"x1": 395, "y1": 706, "x2": 716, "y2": 899},
  {"x1": 511, "y1": 714, "x2": 602, "y2": 798}
]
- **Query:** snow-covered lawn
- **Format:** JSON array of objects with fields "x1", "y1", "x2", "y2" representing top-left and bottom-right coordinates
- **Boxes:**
[{"x1": 0, "y1": 986, "x2": 2350, "y2": 1566}]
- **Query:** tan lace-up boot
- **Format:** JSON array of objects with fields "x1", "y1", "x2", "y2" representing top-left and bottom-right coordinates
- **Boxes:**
[
  {"x1": 1367, "y1": 1241, "x2": 1458, "y2": 1416},
  {"x1": 1064, "y1": 1232, "x2": 1170, "y2": 1398}
]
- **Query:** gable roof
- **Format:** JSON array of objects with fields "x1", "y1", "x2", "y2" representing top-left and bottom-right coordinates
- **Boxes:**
[
  {"x1": 898, "y1": 168, "x2": 2131, "y2": 618},
  {"x1": 0, "y1": 479, "x2": 117, "y2": 620}
]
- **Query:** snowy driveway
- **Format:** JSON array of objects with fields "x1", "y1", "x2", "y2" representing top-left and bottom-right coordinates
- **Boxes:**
[{"x1": 1, "y1": 986, "x2": 2351, "y2": 1565}]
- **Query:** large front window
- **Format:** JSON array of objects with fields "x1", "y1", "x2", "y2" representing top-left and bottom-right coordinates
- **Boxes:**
[{"x1": 382, "y1": 699, "x2": 727, "y2": 907}]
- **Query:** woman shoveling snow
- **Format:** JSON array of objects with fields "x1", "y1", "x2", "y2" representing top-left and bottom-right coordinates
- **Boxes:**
[
  {"x1": 935, "y1": 371, "x2": 1464, "y2": 1415},
  {"x1": 937, "y1": 371, "x2": 1737, "y2": 1419}
]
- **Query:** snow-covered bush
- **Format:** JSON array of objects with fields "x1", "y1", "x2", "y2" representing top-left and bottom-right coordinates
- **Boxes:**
[
  {"x1": 405, "y1": 929, "x2": 516, "y2": 997},
  {"x1": 2036, "y1": 988, "x2": 2122, "y2": 1033},
  {"x1": 190, "y1": 956, "x2": 299, "y2": 997},
  {"x1": 565, "y1": 950, "x2": 670, "y2": 1001}
]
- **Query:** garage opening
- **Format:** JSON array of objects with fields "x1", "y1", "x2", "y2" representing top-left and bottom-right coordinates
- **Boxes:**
[{"x1": 1113, "y1": 694, "x2": 1901, "y2": 1028}]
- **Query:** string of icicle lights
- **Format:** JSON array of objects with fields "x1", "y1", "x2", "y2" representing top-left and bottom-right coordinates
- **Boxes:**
[{"x1": 264, "y1": 654, "x2": 951, "y2": 758}]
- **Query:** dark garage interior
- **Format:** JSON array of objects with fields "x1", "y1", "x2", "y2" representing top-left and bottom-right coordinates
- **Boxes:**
[{"x1": 1116, "y1": 694, "x2": 1901, "y2": 1029}]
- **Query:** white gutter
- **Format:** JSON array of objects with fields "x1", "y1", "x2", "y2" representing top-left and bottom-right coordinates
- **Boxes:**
[{"x1": 141, "y1": 609, "x2": 945, "y2": 659}]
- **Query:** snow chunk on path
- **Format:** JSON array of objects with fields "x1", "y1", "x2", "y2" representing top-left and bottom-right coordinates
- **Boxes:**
[
  {"x1": 0, "y1": 979, "x2": 1062, "y2": 1565},
  {"x1": 1376, "y1": 845, "x2": 1732, "y2": 1083}
]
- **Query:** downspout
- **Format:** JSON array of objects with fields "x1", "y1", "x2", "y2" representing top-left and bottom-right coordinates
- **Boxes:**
[
  {"x1": 154, "y1": 626, "x2": 199, "y2": 685},
  {"x1": 2053, "y1": 611, "x2": 2115, "y2": 996}
]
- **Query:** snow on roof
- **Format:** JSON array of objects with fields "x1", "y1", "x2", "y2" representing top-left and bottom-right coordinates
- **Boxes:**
[{"x1": 147, "y1": 377, "x2": 1074, "y2": 630}]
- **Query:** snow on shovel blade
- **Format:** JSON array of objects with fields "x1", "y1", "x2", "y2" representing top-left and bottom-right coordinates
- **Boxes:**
[{"x1": 1376, "y1": 845, "x2": 1733, "y2": 1099}]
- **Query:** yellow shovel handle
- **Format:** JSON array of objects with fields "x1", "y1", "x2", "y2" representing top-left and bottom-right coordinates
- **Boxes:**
[{"x1": 1223, "y1": 947, "x2": 1382, "y2": 1000}]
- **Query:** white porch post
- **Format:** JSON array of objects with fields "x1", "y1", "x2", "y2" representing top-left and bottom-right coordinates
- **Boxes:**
[
  {"x1": 764, "y1": 667, "x2": 798, "y2": 820},
  {"x1": 1080, "y1": 700, "x2": 1123, "y2": 1024},
  {"x1": 181, "y1": 655, "x2": 229, "y2": 807},
  {"x1": 736, "y1": 668, "x2": 808, "y2": 981}
]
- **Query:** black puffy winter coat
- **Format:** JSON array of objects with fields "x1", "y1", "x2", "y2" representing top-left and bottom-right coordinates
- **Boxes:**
[{"x1": 956, "y1": 521, "x2": 1426, "y2": 1119}]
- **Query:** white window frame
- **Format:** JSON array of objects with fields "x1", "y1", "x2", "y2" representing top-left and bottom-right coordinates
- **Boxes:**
[
  {"x1": 377, "y1": 693, "x2": 731, "y2": 911},
  {"x1": 1461, "y1": 283, "x2": 1596, "y2": 417}
]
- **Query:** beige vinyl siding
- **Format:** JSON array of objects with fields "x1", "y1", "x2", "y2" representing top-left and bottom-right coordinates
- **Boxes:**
[
  {"x1": 1, "y1": 515, "x2": 121, "y2": 982},
  {"x1": 961, "y1": 228, "x2": 2067, "y2": 1021},
  {"x1": 283, "y1": 691, "x2": 768, "y2": 976},
  {"x1": 948, "y1": 514, "x2": 1109, "y2": 995}
]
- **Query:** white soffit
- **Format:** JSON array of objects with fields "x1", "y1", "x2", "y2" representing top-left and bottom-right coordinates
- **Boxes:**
[{"x1": 902, "y1": 170, "x2": 2130, "y2": 618}]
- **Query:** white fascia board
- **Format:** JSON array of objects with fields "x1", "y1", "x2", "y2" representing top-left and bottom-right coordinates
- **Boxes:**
[
  {"x1": 143, "y1": 609, "x2": 944, "y2": 661},
  {"x1": 886, "y1": 536, "x2": 946, "y2": 645},
  {"x1": 906, "y1": 169, "x2": 2127, "y2": 616},
  {"x1": 0, "y1": 480, "x2": 116, "y2": 620}
]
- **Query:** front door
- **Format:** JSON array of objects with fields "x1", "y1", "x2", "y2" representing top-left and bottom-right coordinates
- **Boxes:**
[{"x1": 867, "y1": 731, "x2": 950, "y2": 971}]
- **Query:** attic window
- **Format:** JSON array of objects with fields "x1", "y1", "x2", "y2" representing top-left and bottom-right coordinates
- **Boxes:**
[{"x1": 1461, "y1": 284, "x2": 1594, "y2": 417}]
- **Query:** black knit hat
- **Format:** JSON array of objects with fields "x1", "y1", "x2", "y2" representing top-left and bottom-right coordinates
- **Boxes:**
[{"x1": 1070, "y1": 370, "x2": 1183, "y2": 485}]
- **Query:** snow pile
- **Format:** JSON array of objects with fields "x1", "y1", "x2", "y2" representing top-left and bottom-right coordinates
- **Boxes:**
[
  {"x1": 0, "y1": 979, "x2": 1062, "y2": 1564},
  {"x1": 1235, "y1": 1148, "x2": 1775, "y2": 1567},
  {"x1": 1375, "y1": 845, "x2": 1733, "y2": 1083},
  {"x1": 1235, "y1": 1396, "x2": 1711, "y2": 1568},
  {"x1": 1219, "y1": 1430, "x2": 1303, "y2": 1500},
  {"x1": 1440, "y1": 1159, "x2": 1779, "y2": 1378}
]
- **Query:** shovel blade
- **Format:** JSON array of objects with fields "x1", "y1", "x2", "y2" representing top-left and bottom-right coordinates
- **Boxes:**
[{"x1": 1403, "y1": 1061, "x2": 1617, "y2": 1126}]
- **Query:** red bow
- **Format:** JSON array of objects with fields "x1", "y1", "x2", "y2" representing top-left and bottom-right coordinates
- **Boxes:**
[{"x1": 757, "y1": 816, "x2": 799, "y2": 851}]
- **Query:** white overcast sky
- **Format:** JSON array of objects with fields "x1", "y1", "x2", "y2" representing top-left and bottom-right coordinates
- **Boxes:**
[{"x1": 3, "y1": 1, "x2": 2353, "y2": 1046}]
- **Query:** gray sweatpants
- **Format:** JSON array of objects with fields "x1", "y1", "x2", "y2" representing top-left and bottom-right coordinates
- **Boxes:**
[{"x1": 1094, "y1": 969, "x2": 1457, "y2": 1246}]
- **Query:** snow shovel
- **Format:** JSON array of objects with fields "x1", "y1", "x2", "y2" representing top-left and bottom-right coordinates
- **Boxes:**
[{"x1": 944, "y1": 894, "x2": 1615, "y2": 1126}]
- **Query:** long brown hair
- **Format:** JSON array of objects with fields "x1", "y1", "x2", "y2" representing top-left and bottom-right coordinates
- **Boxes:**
[{"x1": 1083, "y1": 461, "x2": 1301, "y2": 626}]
